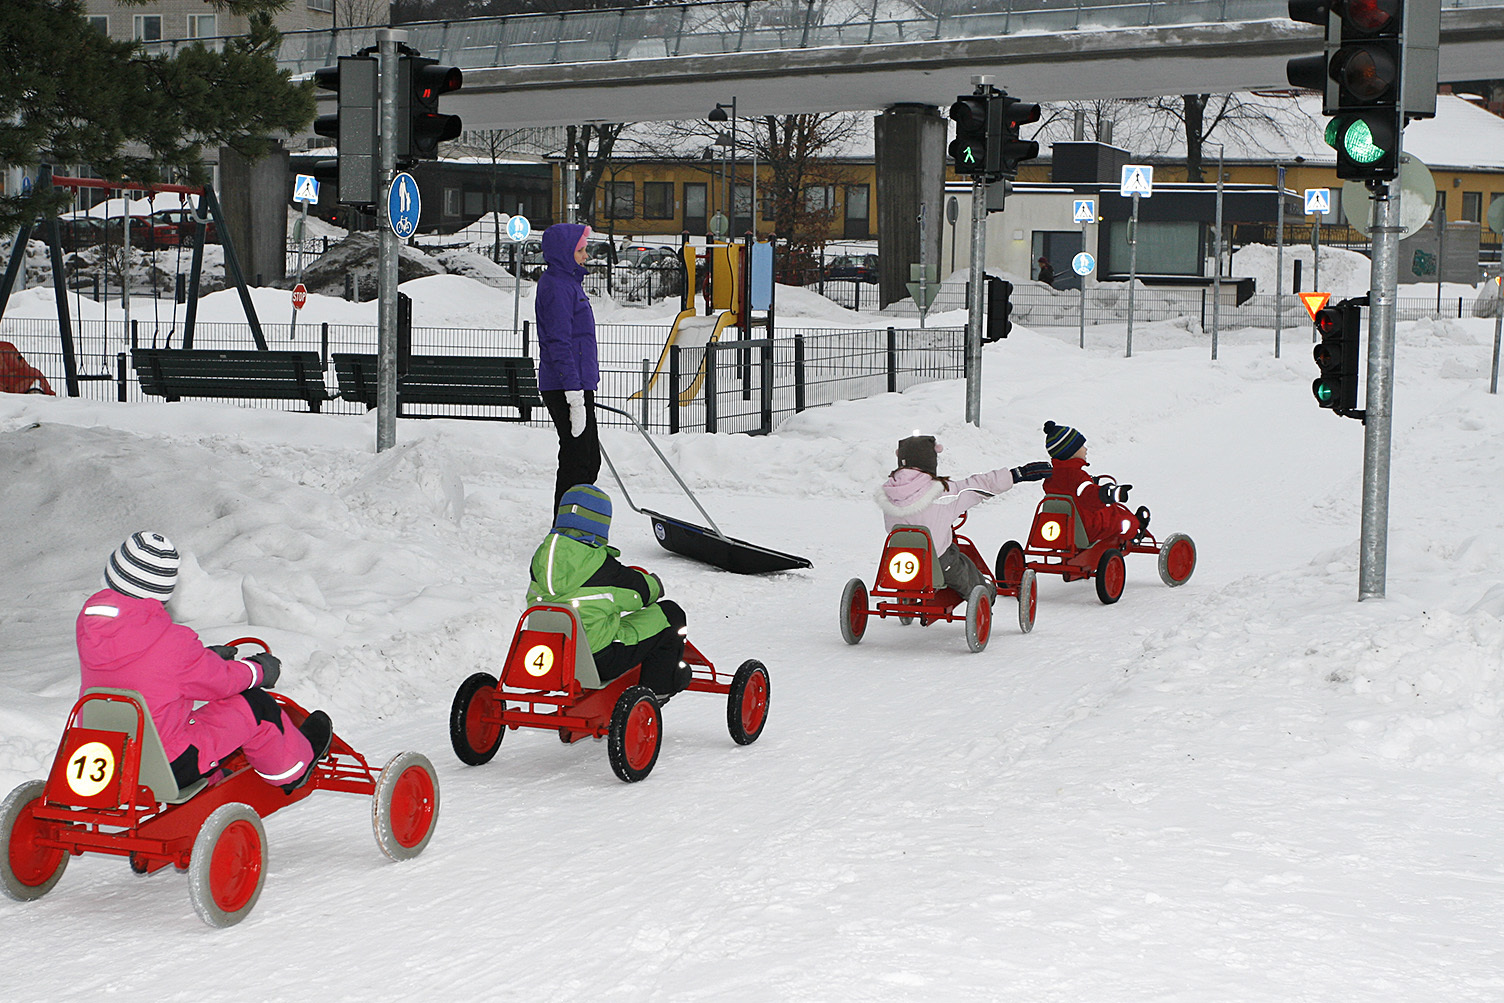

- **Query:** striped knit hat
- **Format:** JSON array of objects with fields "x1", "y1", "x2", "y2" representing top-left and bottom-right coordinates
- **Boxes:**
[
  {"x1": 1044, "y1": 421, "x2": 1087, "y2": 460},
  {"x1": 554, "y1": 484, "x2": 612, "y2": 545},
  {"x1": 104, "y1": 531, "x2": 180, "y2": 601}
]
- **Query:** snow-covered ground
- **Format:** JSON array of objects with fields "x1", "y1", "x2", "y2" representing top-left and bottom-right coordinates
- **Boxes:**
[{"x1": 2, "y1": 260, "x2": 1503, "y2": 1001}]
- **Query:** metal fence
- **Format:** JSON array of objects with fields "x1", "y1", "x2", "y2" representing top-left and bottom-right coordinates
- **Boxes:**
[{"x1": 0, "y1": 315, "x2": 963, "y2": 434}]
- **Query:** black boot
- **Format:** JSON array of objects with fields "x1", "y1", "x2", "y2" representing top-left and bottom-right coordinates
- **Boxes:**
[{"x1": 281, "y1": 710, "x2": 333, "y2": 794}]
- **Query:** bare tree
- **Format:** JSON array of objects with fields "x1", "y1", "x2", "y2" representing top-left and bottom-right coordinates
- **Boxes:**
[
  {"x1": 448, "y1": 127, "x2": 536, "y2": 257},
  {"x1": 334, "y1": 0, "x2": 388, "y2": 29},
  {"x1": 567, "y1": 124, "x2": 629, "y2": 227}
]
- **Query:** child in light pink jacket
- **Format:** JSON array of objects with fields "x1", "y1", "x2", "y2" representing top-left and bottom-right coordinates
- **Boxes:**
[
  {"x1": 875, "y1": 435, "x2": 1051, "y2": 601},
  {"x1": 76, "y1": 532, "x2": 332, "y2": 794}
]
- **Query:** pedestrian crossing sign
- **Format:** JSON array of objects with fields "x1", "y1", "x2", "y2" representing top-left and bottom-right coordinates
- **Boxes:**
[
  {"x1": 293, "y1": 174, "x2": 320, "y2": 204},
  {"x1": 1073, "y1": 199, "x2": 1096, "y2": 223},
  {"x1": 1120, "y1": 165, "x2": 1153, "y2": 198},
  {"x1": 1304, "y1": 188, "x2": 1331, "y2": 214}
]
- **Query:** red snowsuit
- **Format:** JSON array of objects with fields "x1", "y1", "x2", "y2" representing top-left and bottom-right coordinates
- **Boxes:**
[
  {"x1": 1041, "y1": 457, "x2": 1139, "y2": 544},
  {"x1": 76, "y1": 589, "x2": 314, "y2": 787},
  {"x1": 0, "y1": 341, "x2": 53, "y2": 395}
]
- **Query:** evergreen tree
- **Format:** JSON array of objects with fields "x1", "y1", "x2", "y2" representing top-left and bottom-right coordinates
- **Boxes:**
[{"x1": 0, "y1": 0, "x2": 314, "y2": 233}]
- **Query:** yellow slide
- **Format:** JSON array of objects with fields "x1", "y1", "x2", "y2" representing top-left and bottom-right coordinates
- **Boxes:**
[{"x1": 628, "y1": 309, "x2": 737, "y2": 405}]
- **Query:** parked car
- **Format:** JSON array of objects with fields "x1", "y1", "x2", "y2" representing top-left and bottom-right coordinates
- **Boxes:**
[
  {"x1": 147, "y1": 208, "x2": 219, "y2": 246},
  {"x1": 619, "y1": 244, "x2": 678, "y2": 268},
  {"x1": 825, "y1": 253, "x2": 879, "y2": 283},
  {"x1": 101, "y1": 214, "x2": 175, "y2": 250},
  {"x1": 56, "y1": 215, "x2": 106, "y2": 251}
]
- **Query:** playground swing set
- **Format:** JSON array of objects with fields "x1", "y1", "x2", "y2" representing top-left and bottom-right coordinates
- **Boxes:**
[{"x1": 0, "y1": 165, "x2": 269, "y2": 398}]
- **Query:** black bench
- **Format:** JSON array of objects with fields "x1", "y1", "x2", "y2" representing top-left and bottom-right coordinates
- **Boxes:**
[
  {"x1": 332, "y1": 353, "x2": 543, "y2": 421},
  {"x1": 132, "y1": 348, "x2": 333, "y2": 413}
]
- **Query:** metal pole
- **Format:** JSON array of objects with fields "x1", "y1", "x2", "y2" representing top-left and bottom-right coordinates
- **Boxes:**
[
  {"x1": 291, "y1": 201, "x2": 308, "y2": 341},
  {"x1": 376, "y1": 28, "x2": 405, "y2": 453},
  {"x1": 1079, "y1": 215, "x2": 1088, "y2": 349},
  {"x1": 1312, "y1": 221, "x2": 1321, "y2": 319},
  {"x1": 512, "y1": 200, "x2": 523, "y2": 341},
  {"x1": 1434, "y1": 201, "x2": 1445, "y2": 312},
  {"x1": 1490, "y1": 272, "x2": 1501, "y2": 394},
  {"x1": 730, "y1": 96, "x2": 737, "y2": 234},
  {"x1": 1126, "y1": 191, "x2": 1139, "y2": 358},
  {"x1": 965, "y1": 176, "x2": 986, "y2": 425},
  {"x1": 1359, "y1": 181, "x2": 1400, "y2": 601},
  {"x1": 918, "y1": 201, "x2": 928, "y2": 329},
  {"x1": 122, "y1": 196, "x2": 132, "y2": 336},
  {"x1": 1211, "y1": 144, "x2": 1224, "y2": 361},
  {"x1": 1275, "y1": 163, "x2": 1286, "y2": 358}
]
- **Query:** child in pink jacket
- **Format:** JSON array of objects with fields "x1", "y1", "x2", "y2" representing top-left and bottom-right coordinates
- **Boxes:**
[
  {"x1": 76, "y1": 532, "x2": 332, "y2": 795},
  {"x1": 875, "y1": 435, "x2": 1052, "y2": 602}
]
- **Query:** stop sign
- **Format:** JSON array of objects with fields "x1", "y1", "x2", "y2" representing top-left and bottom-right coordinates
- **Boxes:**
[{"x1": 292, "y1": 283, "x2": 308, "y2": 310}]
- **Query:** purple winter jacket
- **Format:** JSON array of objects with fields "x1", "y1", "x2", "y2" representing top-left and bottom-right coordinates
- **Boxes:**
[
  {"x1": 534, "y1": 222, "x2": 598, "y2": 392},
  {"x1": 76, "y1": 589, "x2": 267, "y2": 762},
  {"x1": 874, "y1": 466, "x2": 1018, "y2": 554}
]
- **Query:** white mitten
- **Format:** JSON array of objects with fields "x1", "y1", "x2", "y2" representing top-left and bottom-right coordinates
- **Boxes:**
[{"x1": 565, "y1": 390, "x2": 586, "y2": 438}]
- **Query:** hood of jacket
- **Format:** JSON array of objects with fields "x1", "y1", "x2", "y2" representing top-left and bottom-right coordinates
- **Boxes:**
[
  {"x1": 875, "y1": 467, "x2": 946, "y2": 518},
  {"x1": 76, "y1": 588, "x2": 173, "y2": 671},
  {"x1": 541, "y1": 223, "x2": 588, "y2": 280}
]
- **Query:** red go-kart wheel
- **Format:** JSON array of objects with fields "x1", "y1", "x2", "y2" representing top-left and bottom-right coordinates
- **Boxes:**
[
  {"x1": 1, "y1": 781, "x2": 68, "y2": 902},
  {"x1": 1158, "y1": 533, "x2": 1197, "y2": 587},
  {"x1": 839, "y1": 578, "x2": 868, "y2": 645},
  {"x1": 450, "y1": 672, "x2": 504, "y2": 766},
  {"x1": 188, "y1": 803, "x2": 266, "y2": 928},
  {"x1": 1095, "y1": 549, "x2": 1126, "y2": 605},
  {"x1": 373, "y1": 751, "x2": 440, "y2": 861},
  {"x1": 965, "y1": 585, "x2": 992, "y2": 653},
  {"x1": 995, "y1": 540, "x2": 1027, "y2": 590},
  {"x1": 727, "y1": 659, "x2": 770, "y2": 745},
  {"x1": 608, "y1": 687, "x2": 663, "y2": 783}
]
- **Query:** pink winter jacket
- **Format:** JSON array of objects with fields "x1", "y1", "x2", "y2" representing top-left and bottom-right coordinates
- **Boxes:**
[
  {"x1": 76, "y1": 589, "x2": 266, "y2": 761},
  {"x1": 874, "y1": 466, "x2": 1018, "y2": 555}
]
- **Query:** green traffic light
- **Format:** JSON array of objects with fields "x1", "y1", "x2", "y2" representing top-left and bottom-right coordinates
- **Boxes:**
[
  {"x1": 1338, "y1": 119, "x2": 1387, "y2": 164},
  {"x1": 1314, "y1": 380, "x2": 1335, "y2": 404},
  {"x1": 962, "y1": 146, "x2": 978, "y2": 164}
]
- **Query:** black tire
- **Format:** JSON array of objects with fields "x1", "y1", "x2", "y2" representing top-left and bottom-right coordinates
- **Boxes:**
[
  {"x1": 995, "y1": 540, "x2": 1027, "y2": 590},
  {"x1": 188, "y1": 803, "x2": 266, "y2": 928},
  {"x1": 1, "y1": 780, "x2": 68, "y2": 902},
  {"x1": 607, "y1": 686, "x2": 663, "y2": 783},
  {"x1": 449, "y1": 672, "x2": 504, "y2": 766},
  {"x1": 1017, "y1": 568, "x2": 1038, "y2": 634},
  {"x1": 965, "y1": 585, "x2": 992, "y2": 653},
  {"x1": 372, "y1": 752, "x2": 439, "y2": 861},
  {"x1": 839, "y1": 578, "x2": 868, "y2": 645},
  {"x1": 1095, "y1": 549, "x2": 1126, "y2": 605},
  {"x1": 726, "y1": 660, "x2": 770, "y2": 745}
]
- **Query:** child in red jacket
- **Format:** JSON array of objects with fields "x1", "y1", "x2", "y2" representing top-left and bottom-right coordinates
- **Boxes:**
[
  {"x1": 1040, "y1": 422, "x2": 1149, "y2": 544},
  {"x1": 76, "y1": 532, "x2": 332, "y2": 794}
]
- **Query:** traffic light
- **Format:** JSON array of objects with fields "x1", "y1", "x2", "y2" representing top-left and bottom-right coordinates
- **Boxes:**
[
  {"x1": 1312, "y1": 296, "x2": 1362, "y2": 414},
  {"x1": 985, "y1": 277, "x2": 1013, "y2": 342},
  {"x1": 402, "y1": 56, "x2": 462, "y2": 161},
  {"x1": 996, "y1": 97, "x2": 1041, "y2": 179},
  {"x1": 949, "y1": 95, "x2": 990, "y2": 177},
  {"x1": 313, "y1": 55, "x2": 378, "y2": 205},
  {"x1": 1285, "y1": 0, "x2": 1440, "y2": 183}
]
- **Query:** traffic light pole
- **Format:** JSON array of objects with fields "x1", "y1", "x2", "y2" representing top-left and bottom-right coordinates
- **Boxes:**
[
  {"x1": 965, "y1": 174, "x2": 986, "y2": 425},
  {"x1": 376, "y1": 29, "x2": 404, "y2": 453},
  {"x1": 1359, "y1": 182, "x2": 1401, "y2": 600}
]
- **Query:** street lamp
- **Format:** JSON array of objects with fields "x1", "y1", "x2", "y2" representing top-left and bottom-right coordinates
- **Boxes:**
[{"x1": 709, "y1": 98, "x2": 736, "y2": 237}]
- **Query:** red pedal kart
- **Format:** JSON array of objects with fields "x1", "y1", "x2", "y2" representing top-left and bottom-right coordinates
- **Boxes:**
[
  {"x1": 0, "y1": 638, "x2": 439, "y2": 928},
  {"x1": 449, "y1": 604, "x2": 770, "y2": 783},
  {"x1": 839, "y1": 514, "x2": 1039, "y2": 653},
  {"x1": 996, "y1": 477, "x2": 1197, "y2": 604}
]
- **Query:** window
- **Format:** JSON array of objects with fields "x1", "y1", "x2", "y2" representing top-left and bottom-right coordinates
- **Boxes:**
[
  {"x1": 803, "y1": 185, "x2": 835, "y2": 212},
  {"x1": 843, "y1": 184, "x2": 870, "y2": 240},
  {"x1": 464, "y1": 190, "x2": 485, "y2": 216},
  {"x1": 307, "y1": 0, "x2": 334, "y2": 11},
  {"x1": 1461, "y1": 191, "x2": 1482, "y2": 223},
  {"x1": 88, "y1": 15, "x2": 108, "y2": 34},
  {"x1": 643, "y1": 182, "x2": 674, "y2": 220},
  {"x1": 444, "y1": 188, "x2": 461, "y2": 217},
  {"x1": 133, "y1": 15, "x2": 161, "y2": 41},
  {"x1": 187, "y1": 13, "x2": 216, "y2": 38},
  {"x1": 683, "y1": 183, "x2": 707, "y2": 233},
  {"x1": 603, "y1": 181, "x2": 634, "y2": 220}
]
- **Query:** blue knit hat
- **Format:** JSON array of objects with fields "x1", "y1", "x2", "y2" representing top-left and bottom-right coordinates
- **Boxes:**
[
  {"x1": 1044, "y1": 421, "x2": 1086, "y2": 460},
  {"x1": 554, "y1": 484, "x2": 612, "y2": 544}
]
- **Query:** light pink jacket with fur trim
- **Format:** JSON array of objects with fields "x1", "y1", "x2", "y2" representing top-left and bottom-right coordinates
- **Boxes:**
[{"x1": 874, "y1": 466, "x2": 1017, "y2": 555}]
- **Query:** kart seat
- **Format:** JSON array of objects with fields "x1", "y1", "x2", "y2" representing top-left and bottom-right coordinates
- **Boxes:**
[
  {"x1": 79, "y1": 687, "x2": 210, "y2": 804},
  {"x1": 1030, "y1": 495, "x2": 1092, "y2": 551},
  {"x1": 521, "y1": 606, "x2": 604, "y2": 690},
  {"x1": 885, "y1": 525, "x2": 945, "y2": 591}
]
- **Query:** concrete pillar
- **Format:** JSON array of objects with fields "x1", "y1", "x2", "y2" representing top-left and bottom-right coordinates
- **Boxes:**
[
  {"x1": 218, "y1": 141, "x2": 291, "y2": 284},
  {"x1": 875, "y1": 104, "x2": 947, "y2": 309}
]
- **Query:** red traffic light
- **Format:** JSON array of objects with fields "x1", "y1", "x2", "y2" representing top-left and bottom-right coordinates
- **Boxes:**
[
  {"x1": 1336, "y1": 0, "x2": 1398, "y2": 34},
  {"x1": 950, "y1": 97, "x2": 987, "y2": 128},
  {"x1": 415, "y1": 64, "x2": 462, "y2": 102},
  {"x1": 1331, "y1": 44, "x2": 1397, "y2": 102},
  {"x1": 1002, "y1": 101, "x2": 1041, "y2": 127},
  {"x1": 1313, "y1": 305, "x2": 1344, "y2": 336}
]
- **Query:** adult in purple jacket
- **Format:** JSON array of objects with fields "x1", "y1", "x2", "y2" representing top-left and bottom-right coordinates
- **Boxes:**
[
  {"x1": 535, "y1": 222, "x2": 601, "y2": 511},
  {"x1": 76, "y1": 532, "x2": 333, "y2": 795}
]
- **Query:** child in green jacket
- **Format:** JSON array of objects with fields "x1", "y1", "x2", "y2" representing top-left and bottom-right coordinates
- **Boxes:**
[{"x1": 526, "y1": 484, "x2": 691, "y2": 697}]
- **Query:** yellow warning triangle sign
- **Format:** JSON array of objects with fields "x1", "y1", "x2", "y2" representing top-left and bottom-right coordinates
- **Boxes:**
[{"x1": 1299, "y1": 292, "x2": 1331, "y2": 322}]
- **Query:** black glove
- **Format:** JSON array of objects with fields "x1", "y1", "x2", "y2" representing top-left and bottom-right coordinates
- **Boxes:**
[
  {"x1": 1099, "y1": 484, "x2": 1115, "y2": 505},
  {"x1": 207, "y1": 644, "x2": 238, "y2": 660},
  {"x1": 1117, "y1": 483, "x2": 1133, "y2": 503},
  {"x1": 1011, "y1": 461, "x2": 1053, "y2": 483},
  {"x1": 247, "y1": 652, "x2": 281, "y2": 689}
]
